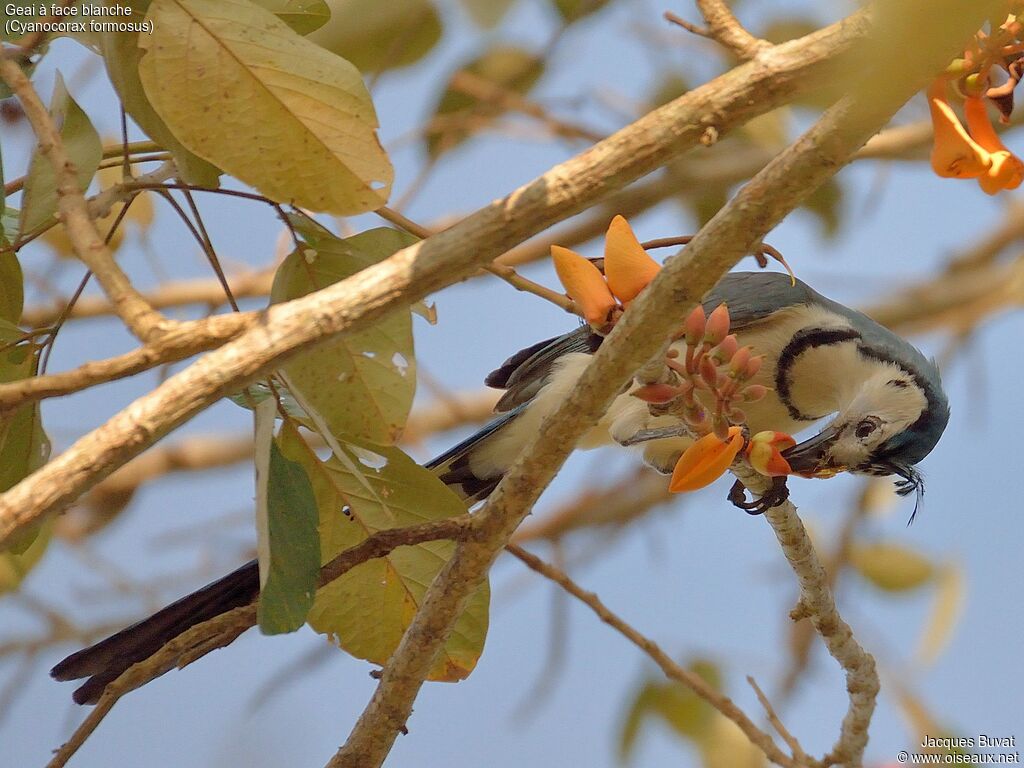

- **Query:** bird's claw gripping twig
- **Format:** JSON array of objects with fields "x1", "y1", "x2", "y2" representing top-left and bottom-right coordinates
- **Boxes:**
[{"x1": 728, "y1": 476, "x2": 790, "y2": 515}]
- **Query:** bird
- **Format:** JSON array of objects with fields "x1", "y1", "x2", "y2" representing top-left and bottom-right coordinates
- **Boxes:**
[{"x1": 51, "y1": 270, "x2": 950, "y2": 704}]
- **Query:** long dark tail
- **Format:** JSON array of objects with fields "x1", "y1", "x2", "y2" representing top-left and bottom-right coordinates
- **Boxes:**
[{"x1": 51, "y1": 411, "x2": 521, "y2": 704}]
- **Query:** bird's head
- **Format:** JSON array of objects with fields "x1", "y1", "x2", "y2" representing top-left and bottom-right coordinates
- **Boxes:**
[{"x1": 782, "y1": 360, "x2": 950, "y2": 506}]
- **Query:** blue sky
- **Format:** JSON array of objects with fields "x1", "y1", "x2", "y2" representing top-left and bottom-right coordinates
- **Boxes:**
[{"x1": 2, "y1": 1, "x2": 1022, "y2": 766}]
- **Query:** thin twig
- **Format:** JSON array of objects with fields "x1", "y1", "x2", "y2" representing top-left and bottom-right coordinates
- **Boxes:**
[
  {"x1": 507, "y1": 544, "x2": 801, "y2": 767},
  {"x1": 747, "y1": 675, "x2": 811, "y2": 765},
  {"x1": 375, "y1": 205, "x2": 581, "y2": 315},
  {"x1": 0, "y1": 59, "x2": 174, "y2": 342},
  {"x1": 694, "y1": 0, "x2": 771, "y2": 59}
]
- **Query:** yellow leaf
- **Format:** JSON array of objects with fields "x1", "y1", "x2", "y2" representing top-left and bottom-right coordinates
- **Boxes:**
[
  {"x1": 278, "y1": 426, "x2": 489, "y2": 681},
  {"x1": 916, "y1": 563, "x2": 965, "y2": 666},
  {"x1": 850, "y1": 541, "x2": 934, "y2": 592},
  {"x1": 700, "y1": 713, "x2": 767, "y2": 768},
  {"x1": 139, "y1": 0, "x2": 393, "y2": 215}
]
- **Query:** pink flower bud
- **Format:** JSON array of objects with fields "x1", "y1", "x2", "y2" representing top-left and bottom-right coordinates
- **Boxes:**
[
  {"x1": 704, "y1": 303, "x2": 730, "y2": 346},
  {"x1": 712, "y1": 334, "x2": 739, "y2": 363},
  {"x1": 728, "y1": 406, "x2": 746, "y2": 423},
  {"x1": 633, "y1": 383, "x2": 679, "y2": 403},
  {"x1": 729, "y1": 345, "x2": 752, "y2": 375},
  {"x1": 684, "y1": 305, "x2": 706, "y2": 345},
  {"x1": 742, "y1": 384, "x2": 767, "y2": 402},
  {"x1": 745, "y1": 355, "x2": 764, "y2": 379}
]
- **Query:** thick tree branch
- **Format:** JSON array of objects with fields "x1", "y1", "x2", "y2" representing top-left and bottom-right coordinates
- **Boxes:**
[
  {"x1": 324, "y1": 5, "x2": 998, "y2": 766},
  {"x1": 0, "y1": 59, "x2": 174, "y2": 342},
  {"x1": 0, "y1": 312, "x2": 257, "y2": 412},
  {"x1": 0, "y1": 8, "x2": 875, "y2": 549},
  {"x1": 16, "y1": 116, "x2": 958, "y2": 327}
]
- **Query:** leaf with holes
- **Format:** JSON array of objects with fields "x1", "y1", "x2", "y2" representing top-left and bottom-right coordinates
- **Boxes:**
[
  {"x1": 18, "y1": 73, "x2": 102, "y2": 238},
  {"x1": 138, "y1": 0, "x2": 392, "y2": 214},
  {"x1": 278, "y1": 426, "x2": 489, "y2": 681},
  {"x1": 271, "y1": 219, "x2": 417, "y2": 445}
]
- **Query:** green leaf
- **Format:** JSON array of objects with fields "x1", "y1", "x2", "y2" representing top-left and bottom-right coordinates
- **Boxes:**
[
  {"x1": 0, "y1": 319, "x2": 51, "y2": 553},
  {"x1": 619, "y1": 659, "x2": 721, "y2": 761},
  {"x1": 460, "y1": 0, "x2": 516, "y2": 28},
  {"x1": 18, "y1": 73, "x2": 102, "y2": 237},
  {"x1": 0, "y1": 251, "x2": 23, "y2": 324},
  {"x1": 139, "y1": 0, "x2": 393, "y2": 214},
  {"x1": 271, "y1": 219, "x2": 417, "y2": 445},
  {"x1": 0, "y1": 144, "x2": 19, "y2": 320},
  {"x1": 0, "y1": 518, "x2": 52, "y2": 594},
  {"x1": 850, "y1": 541, "x2": 935, "y2": 592},
  {"x1": 550, "y1": 0, "x2": 611, "y2": 23},
  {"x1": 255, "y1": 417, "x2": 321, "y2": 635},
  {"x1": 251, "y1": 0, "x2": 331, "y2": 34},
  {"x1": 310, "y1": 0, "x2": 440, "y2": 73},
  {"x1": 427, "y1": 45, "x2": 545, "y2": 157},
  {"x1": 91, "y1": 0, "x2": 221, "y2": 186},
  {"x1": 278, "y1": 426, "x2": 489, "y2": 681}
]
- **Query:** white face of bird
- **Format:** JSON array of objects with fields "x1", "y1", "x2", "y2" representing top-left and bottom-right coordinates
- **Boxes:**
[{"x1": 783, "y1": 365, "x2": 928, "y2": 476}]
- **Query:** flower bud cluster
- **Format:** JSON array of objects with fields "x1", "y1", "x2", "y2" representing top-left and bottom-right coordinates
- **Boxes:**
[{"x1": 633, "y1": 303, "x2": 765, "y2": 440}]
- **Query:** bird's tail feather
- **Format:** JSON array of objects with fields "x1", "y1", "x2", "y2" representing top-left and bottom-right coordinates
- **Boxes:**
[{"x1": 51, "y1": 410, "x2": 521, "y2": 704}]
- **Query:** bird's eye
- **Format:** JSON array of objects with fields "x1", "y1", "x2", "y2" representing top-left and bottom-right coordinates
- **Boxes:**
[{"x1": 855, "y1": 418, "x2": 878, "y2": 439}]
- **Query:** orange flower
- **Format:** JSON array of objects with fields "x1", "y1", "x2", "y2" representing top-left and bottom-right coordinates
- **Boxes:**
[
  {"x1": 551, "y1": 245, "x2": 617, "y2": 327},
  {"x1": 603, "y1": 215, "x2": 661, "y2": 304},
  {"x1": 551, "y1": 216, "x2": 663, "y2": 330},
  {"x1": 669, "y1": 426, "x2": 744, "y2": 493},
  {"x1": 963, "y1": 95, "x2": 1024, "y2": 194},
  {"x1": 928, "y1": 81, "x2": 990, "y2": 180},
  {"x1": 745, "y1": 431, "x2": 796, "y2": 477}
]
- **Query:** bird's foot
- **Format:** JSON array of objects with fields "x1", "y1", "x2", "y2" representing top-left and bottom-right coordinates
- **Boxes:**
[{"x1": 728, "y1": 476, "x2": 790, "y2": 515}]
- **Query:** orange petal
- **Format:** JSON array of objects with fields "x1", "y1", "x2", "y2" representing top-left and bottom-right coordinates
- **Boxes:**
[
  {"x1": 746, "y1": 430, "x2": 796, "y2": 477},
  {"x1": 551, "y1": 245, "x2": 617, "y2": 327},
  {"x1": 928, "y1": 82, "x2": 991, "y2": 179},
  {"x1": 964, "y1": 97, "x2": 1024, "y2": 193},
  {"x1": 669, "y1": 426, "x2": 743, "y2": 493},
  {"x1": 963, "y1": 95, "x2": 1010, "y2": 154},
  {"x1": 603, "y1": 215, "x2": 661, "y2": 304},
  {"x1": 978, "y1": 150, "x2": 1024, "y2": 194}
]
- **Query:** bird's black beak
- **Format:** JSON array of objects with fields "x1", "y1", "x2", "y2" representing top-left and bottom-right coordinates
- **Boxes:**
[{"x1": 781, "y1": 424, "x2": 845, "y2": 478}]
